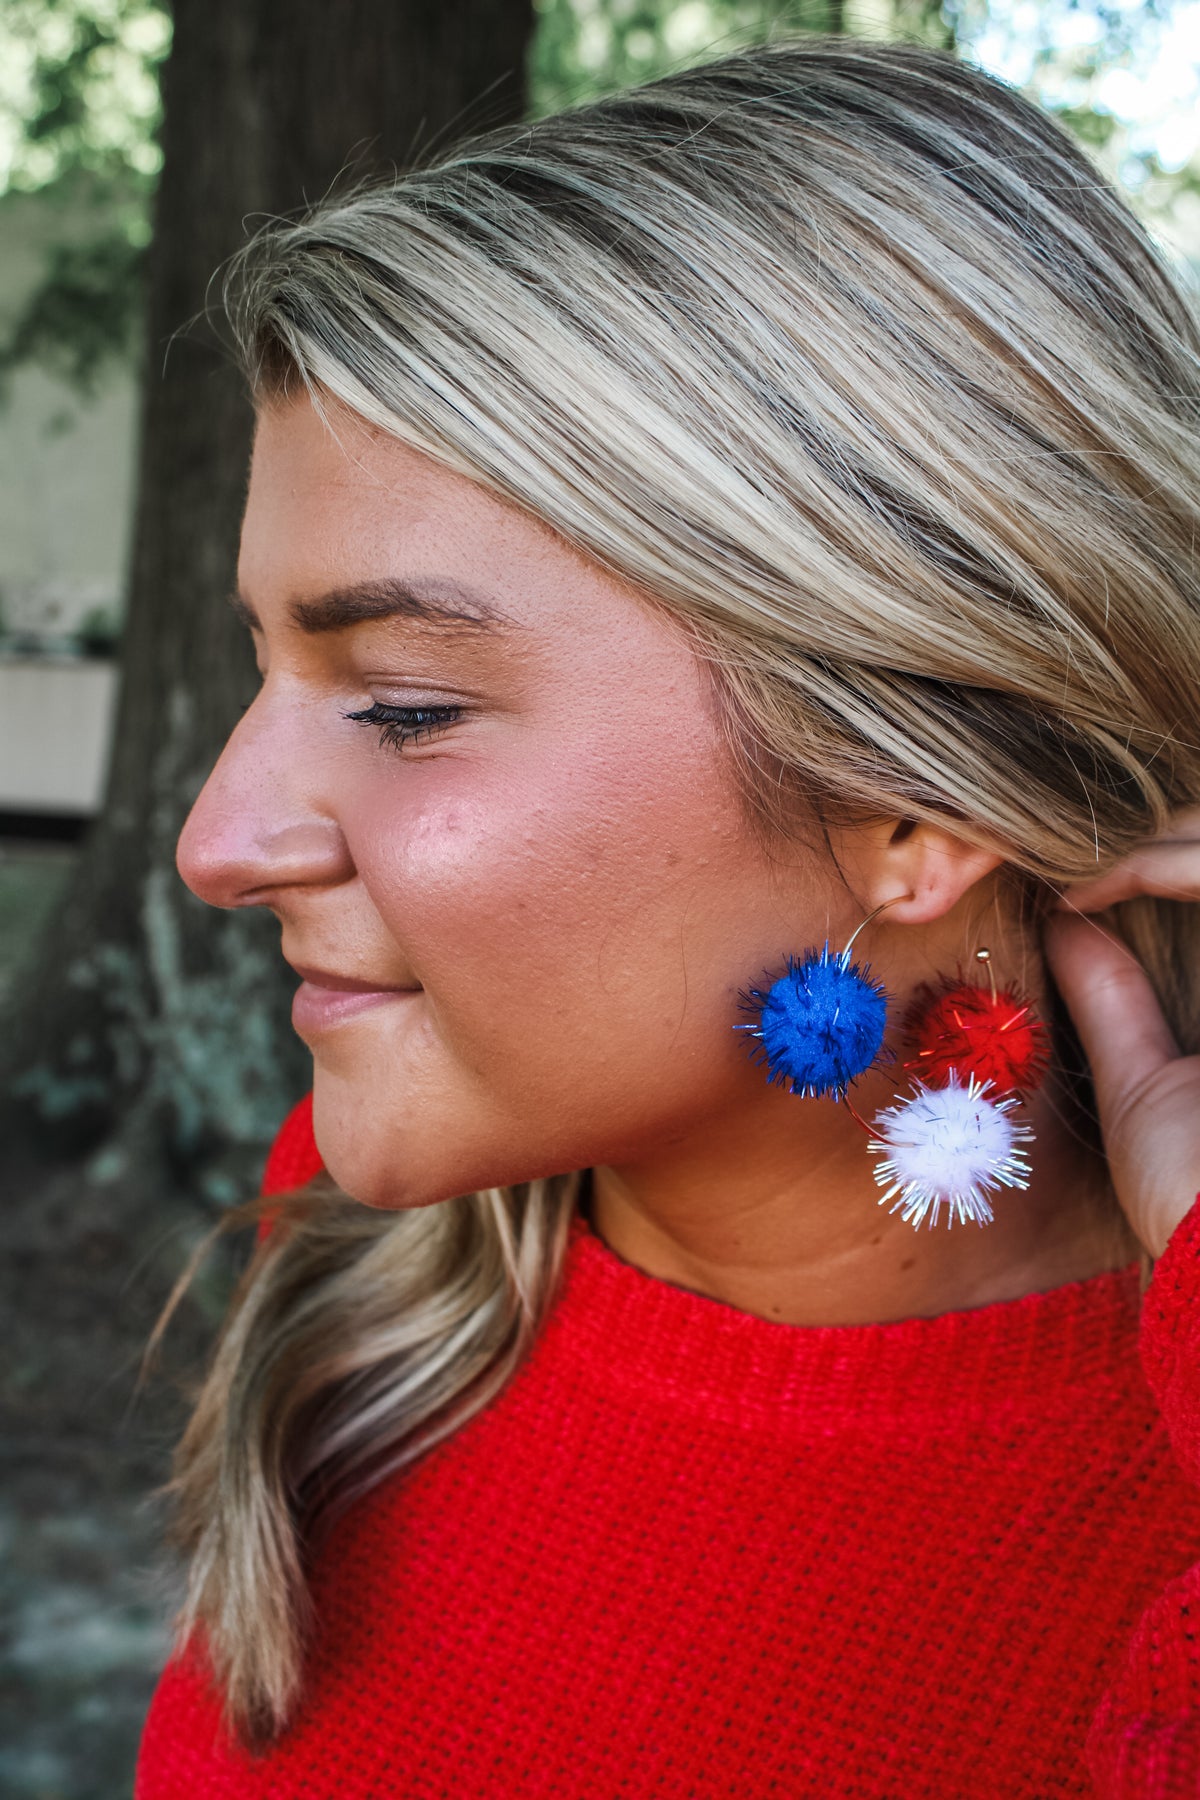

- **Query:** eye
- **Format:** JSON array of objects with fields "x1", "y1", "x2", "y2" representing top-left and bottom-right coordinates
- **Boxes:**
[{"x1": 342, "y1": 700, "x2": 463, "y2": 752}]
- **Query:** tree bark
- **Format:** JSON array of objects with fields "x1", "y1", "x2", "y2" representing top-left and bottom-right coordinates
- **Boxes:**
[{"x1": 2, "y1": 0, "x2": 534, "y2": 1193}]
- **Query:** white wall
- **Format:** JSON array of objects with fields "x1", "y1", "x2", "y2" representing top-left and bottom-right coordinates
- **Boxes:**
[
  {"x1": 0, "y1": 191, "x2": 136, "y2": 812},
  {"x1": 0, "y1": 365, "x2": 136, "y2": 641},
  {"x1": 0, "y1": 655, "x2": 118, "y2": 813}
]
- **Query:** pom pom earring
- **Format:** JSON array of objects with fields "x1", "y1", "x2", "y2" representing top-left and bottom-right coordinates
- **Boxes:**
[
  {"x1": 738, "y1": 906, "x2": 1050, "y2": 1231},
  {"x1": 869, "y1": 1073, "x2": 1033, "y2": 1229},
  {"x1": 901, "y1": 956, "x2": 1050, "y2": 1096},
  {"x1": 867, "y1": 949, "x2": 1048, "y2": 1230},
  {"x1": 736, "y1": 895, "x2": 911, "y2": 1102}
]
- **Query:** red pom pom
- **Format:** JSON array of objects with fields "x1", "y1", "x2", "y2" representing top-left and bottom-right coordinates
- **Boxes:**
[{"x1": 903, "y1": 979, "x2": 1049, "y2": 1096}]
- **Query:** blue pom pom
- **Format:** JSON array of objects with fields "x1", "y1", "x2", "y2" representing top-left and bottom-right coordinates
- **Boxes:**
[{"x1": 738, "y1": 942, "x2": 889, "y2": 1100}]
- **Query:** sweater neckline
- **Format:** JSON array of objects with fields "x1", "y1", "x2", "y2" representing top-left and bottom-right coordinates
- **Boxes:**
[{"x1": 553, "y1": 1210, "x2": 1145, "y2": 1430}]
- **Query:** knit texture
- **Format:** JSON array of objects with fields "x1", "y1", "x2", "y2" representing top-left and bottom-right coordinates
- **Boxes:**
[{"x1": 137, "y1": 1097, "x2": 1200, "y2": 1797}]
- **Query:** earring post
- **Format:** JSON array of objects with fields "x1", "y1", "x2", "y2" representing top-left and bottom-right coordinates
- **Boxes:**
[
  {"x1": 841, "y1": 890, "x2": 915, "y2": 961},
  {"x1": 974, "y1": 947, "x2": 998, "y2": 1003}
]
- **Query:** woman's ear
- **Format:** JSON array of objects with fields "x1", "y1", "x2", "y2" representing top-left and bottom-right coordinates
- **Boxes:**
[{"x1": 828, "y1": 815, "x2": 1005, "y2": 925}]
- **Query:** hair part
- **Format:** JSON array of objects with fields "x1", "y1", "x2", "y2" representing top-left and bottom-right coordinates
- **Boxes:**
[{"x1": 166, "y1": 36, "x2": 1200, "y2": 1743}]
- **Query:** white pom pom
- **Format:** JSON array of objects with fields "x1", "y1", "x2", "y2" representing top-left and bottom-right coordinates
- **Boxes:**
[{"x1": 868, "y1": 1072, "x2": 1034, "y2": 1229}]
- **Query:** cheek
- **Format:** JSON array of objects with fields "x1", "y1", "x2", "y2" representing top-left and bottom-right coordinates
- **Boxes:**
[
  {"x1": 347, "y1": 738, "x2": 755, "y2": 1089},
  {"x1": 311, "y1": 662, "x2": 828, "y2": 1208}
]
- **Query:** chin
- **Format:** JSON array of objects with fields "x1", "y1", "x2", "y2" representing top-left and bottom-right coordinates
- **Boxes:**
[
  {"x1": 318, "y1": 1130, "x2": 590, "y2": 1213},
  {"x1": 309, "y1": 1065, "x2": 590, "y2": 1209},
  {"x1": 307, "y1": 1067, "x2": 456, "y2": 1208},
  {"x1": 313, "y1": 1131, "x2": 465, "y2": 1211},
  {"x1": 308, "y1": 1081, "x2": 547, "y2": 1211}
]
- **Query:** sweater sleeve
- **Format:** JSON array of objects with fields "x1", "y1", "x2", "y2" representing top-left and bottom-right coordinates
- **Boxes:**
[{"x1": 1087, "y1": 1192, "x2": 1200, "y2": 1798}]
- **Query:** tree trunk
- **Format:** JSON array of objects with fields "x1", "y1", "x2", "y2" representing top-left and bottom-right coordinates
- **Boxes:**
[{"x1": 2, "y1": 0, "x2": 534, "y2": 1196}]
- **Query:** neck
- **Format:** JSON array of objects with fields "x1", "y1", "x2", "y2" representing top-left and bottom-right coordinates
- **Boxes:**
[{"x1": 589, "y1": 1065, "x2": 1137, "y2": 1327}]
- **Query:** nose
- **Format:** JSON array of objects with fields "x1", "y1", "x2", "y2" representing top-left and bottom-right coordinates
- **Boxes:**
[{"x1": 177, "y1": 700, "x2": 354, "y2": 909}]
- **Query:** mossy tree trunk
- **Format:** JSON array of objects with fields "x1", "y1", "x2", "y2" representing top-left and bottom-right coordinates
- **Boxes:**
[{"x1": 2, "y1": 0, "x2": 534, "y2": 1199}]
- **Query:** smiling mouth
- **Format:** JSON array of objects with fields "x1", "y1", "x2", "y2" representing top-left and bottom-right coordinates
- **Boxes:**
[{"x1": 287, "y1": 965, "x2": 423, "y2": 1037}]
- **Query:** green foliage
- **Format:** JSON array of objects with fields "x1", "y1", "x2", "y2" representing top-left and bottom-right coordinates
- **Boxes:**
[
  {"x1": 1052, "y1": 102, "x2": 1120, "y2": 150},
  {"x1": 0, "y1": 0, "x2": 1196, "y2": 399},
  {"x1": 946, "y1": 0, "x2": 1200, "y2": 258},
  {"x1": 529, "y1": 0, "x2": 951, "y2": 116},
  {"x1": 0, "y1": 202, "x2": 146, "y2": 398},
  {"x1": 76, "y1": 601, "x2": 123, "y2": 655},
  {"x1": 0, "y1": 0, "x2": 168, "y2": 401},
  {"x1": 0, "y1": 0, "x2": 170, "y2": 194}
]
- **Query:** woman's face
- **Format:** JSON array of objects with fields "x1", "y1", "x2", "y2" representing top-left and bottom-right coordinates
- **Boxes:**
[{"x1": 177, "y1": 394, "x2": 850, "y2": 1209}]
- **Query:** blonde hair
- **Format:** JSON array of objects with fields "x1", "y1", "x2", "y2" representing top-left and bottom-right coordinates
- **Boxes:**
[{"x1": 162, "y1": 37, "x2": 1200, "y2": 1744}]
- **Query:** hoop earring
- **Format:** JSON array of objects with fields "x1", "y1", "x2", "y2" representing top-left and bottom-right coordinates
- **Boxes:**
[
  {"x1": 867, "y1": 948, "x2": 1049, "y2": 1229},
  {"x1": 735, "y1": 892, "x2": 913, "y2": 1103}
]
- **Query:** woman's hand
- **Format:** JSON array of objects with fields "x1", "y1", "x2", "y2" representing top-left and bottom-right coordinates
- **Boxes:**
[{"x1": 1043, "y1": 810, "x2": 1200, "y2": 1259}]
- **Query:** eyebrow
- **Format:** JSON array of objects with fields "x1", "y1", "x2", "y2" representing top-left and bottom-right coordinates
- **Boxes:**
[{"x1": 227, "y1": 576, "x2": 510, "y2": 636}]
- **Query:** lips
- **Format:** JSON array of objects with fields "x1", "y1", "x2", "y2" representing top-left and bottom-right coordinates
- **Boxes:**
[{"x1": 286, "y1": 961, "x2": 422, "y2": 1037}]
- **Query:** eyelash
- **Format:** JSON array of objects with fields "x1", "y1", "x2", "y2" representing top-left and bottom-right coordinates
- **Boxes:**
[{"x1": 342, "y1": 700, "x2": 463, "y2": 752}]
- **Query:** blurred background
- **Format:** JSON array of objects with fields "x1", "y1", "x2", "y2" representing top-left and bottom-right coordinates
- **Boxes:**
[{"x1": 0, "y1": 1, "x2": 1197, "y2": 1793}]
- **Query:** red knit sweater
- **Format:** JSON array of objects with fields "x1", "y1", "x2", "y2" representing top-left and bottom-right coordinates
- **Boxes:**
[{"x1": 137, "y1": 1095, "x2": 1200, "y2": 1797}]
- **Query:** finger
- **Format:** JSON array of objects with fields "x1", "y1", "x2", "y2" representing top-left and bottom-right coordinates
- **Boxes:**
[
  {"x1": 1052, "y1": 837, "x2": 1200, "y2": 912},
  {"x1": 1043, "y1": 912, "x2": 1180, "y2": 1120}
]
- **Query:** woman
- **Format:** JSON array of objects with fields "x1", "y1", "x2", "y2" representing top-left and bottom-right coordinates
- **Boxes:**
[{"x1": 136, "y1": 37, "x2": 1200, "y2": 1797}]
